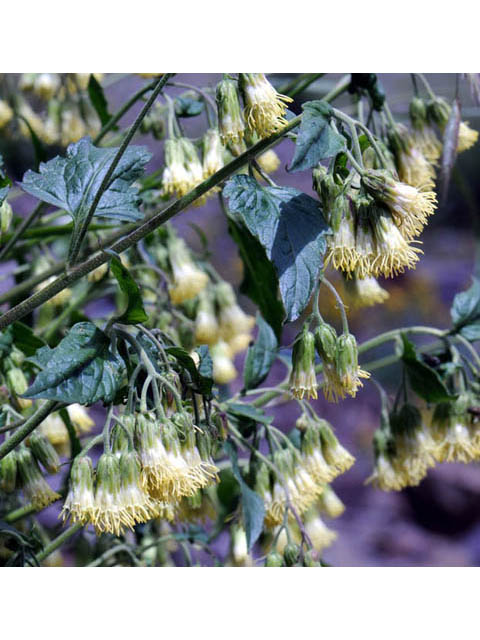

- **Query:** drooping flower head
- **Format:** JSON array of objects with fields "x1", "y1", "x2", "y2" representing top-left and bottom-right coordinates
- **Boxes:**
[
  {"x1": 314, "y1": 321, "x2": 345, "y2": 403},
  {"x1": 430, "y1": 394, "x2": 480, "y2": 463},
  {"x1": 118, "y1": 451, "x2": 160, "y2": 525},
  {"x1": 17, "y1": 447, "x2": 60, "y2": 510},
  {"x1": 202, "y1": 128, "x2": 224, "y2": 178},
  {"x1": 67, "y1": 403, "x2": 95, "y2": 434},
  {"x1": 427, "y1": 96, "x2": 479, "y2": 153},
  {"x1": 317, "y1": 485, "x2": 345, "y2": 519},
  {"x1": 60, "y1": 456, "x2": 96, "y2": 526},
  {"x1": 94, "y1": 452, "x2": 133, "y2": 536},
  {"x1": 387, "y1": 123, "x2": 436, "y2": 189},
  {"x1": 362, "y1": 169, "x2": 437, "y2": 240},
  {"x1": 194, "y1": 289, "x2": 219, "y2": 346},
  {"x1": 215, "y1": 281, "x2": 255, "y2": 342},
  {"x1": 0, "y1": 450, "x2": 18, "y2": 493},
  {"x1": 211, "y1": 339, "x2": 237, "y2": 384},
  {"x1": 238, "y1": 73, "x2": 293, "y2": 138},
  {"x1": 303, "y1": 509, "x2": 337, "y2": 553},
  {"x1": 162, "y1": 138, "x2": 190, "y2": 197},
  {"x1": 167, "y1": 235, "x2": 209, "y2": 305},
  {"x1": 334, "y1": 332, "x2": 370, "y2": 398},
  {"x1": 216, "y1": 78, "x2": 245, "y2": 147},
  {"x1": 344, "y1": 273, "x2": 390, "y2": 308},
  {"x1": 29, "y1": 431, "x2": 61, "y2": 475},
  {"x1": 409, "y1": 96, "x2": 442, "y2": 163},
  {"x1": 289, "y1": 326, "x2": 319, "y2": 400}
]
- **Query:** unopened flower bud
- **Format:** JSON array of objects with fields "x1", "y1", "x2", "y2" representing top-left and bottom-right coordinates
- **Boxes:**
[
  {"x1": 314, "y1": 322, "x2": 337, "y2": 364},
  {"x1": 0, "y1": 450, "x2": 17, "y2": 493},
  {"x1": 335, "y1": 332, "x2": 370, "y2": 397},
  {"x1": 289, "y1": 327, "x2": 318, "y2": 400},
  {"x1": 29, "y1": 431, "x2": 61, "y2": 474},
  {"x1": 283, "y1": 542, "x2": 301, "y2": 567},
  {"x1": 0, "y1": 200, "x2": 13, "y2": 236},
  {"x1": 265, "y1": 550, "x2": 285, "y2": 567},
  {"x1": 216, "y1": 78, "x2": 245, "y2": 146},
  {"x1": 202, "y1": 128, "x2": 224, "y2": 178},
  {"x1": 17, "y1": 447, "x2": 60, "y2": 509}
]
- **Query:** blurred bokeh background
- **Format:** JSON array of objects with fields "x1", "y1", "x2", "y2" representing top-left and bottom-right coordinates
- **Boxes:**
[{"x1": 2, "y1": 73, "x2": 480, "y2": 566}]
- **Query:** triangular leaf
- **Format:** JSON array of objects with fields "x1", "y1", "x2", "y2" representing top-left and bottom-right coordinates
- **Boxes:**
[
  {"x1": 401, "y1": 333, "x2": 454, "y2": 403},
  {"x1": 224, "y1": 439, "x2": 265, "y2": 552},
  {"x1": 228, "y1": 219, "x2": 284, "y2": 340},
  {"x1": 451, "y1": 277, "x2": 480, "y2": 341},
  {"x1": 224, "y1": 175, "x2": 331, "y2": 321},
  {"x1": 243, "y1": 313, "x2": 278, "y2": 391},
  {"x1": 288, "y1": 100, "x2": 346, "y2": 173},
  {"x1": 88, "y1": 74, "x2": 116, "y2": 129},
  {"x1": 20, "y1": 137, "x2": 152, "y2": 225},
  {"x1": 110, "y1": 255, "x2": 148, "y2": 324},
  {"x1": 23, "y1": 322, "x2": 126, "y2": 405}
]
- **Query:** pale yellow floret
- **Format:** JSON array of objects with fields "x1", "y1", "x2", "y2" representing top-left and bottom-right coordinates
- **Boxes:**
[
  {"x1": 347, "y1": 276, "x2": 390, "y2": 308},
  {"x1": 241, "y1": 73, "x2": 293, "y2": 138},
  {"x1": 289, "y1": 364, "x2": 319, "y2": 400},
  {"x1": 0, "y1": 99, "x2": 14, "y2": 128},
  {"x1": 211, "y1": 340, "x2": 237, "y2": 384},
  {"x1": 169, "y1": 263, "x2": 208, "y2": 305},
  {"x1": 365, "y1": 453, "x2": 405, "y2": 491},
  {"x1": 397, "y1": 147, "x2": 436, "y2": 189},
  {"x1": 304, "y1": 512, "x2": 337, "y2": 553},
  {"x1": 411, "y1": 125, "x2": 442, "y2": 163},
  {"x1": 371, "y1": 215, "x2": 422, "y2": 278},
  {"x1": 457, "y1": 121, "x2": 479, "y2": 153},
  {"x1": 325, "y1": 216, "x2": 358, "y2": 275},
  {"x1": 67, "y1": 404, "x2": 94, "y2": 433}
]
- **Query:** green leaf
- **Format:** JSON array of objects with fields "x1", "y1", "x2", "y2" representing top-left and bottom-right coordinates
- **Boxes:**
[
  {"x1": 17, "y1": 115, "x2": 47, "y2": 169},
  {"x1": 175, "y1": 97, "x2": 205, "y2": 118},
  {"x1": 196, "y1": 345, "x2": 213, "y2": 387},
  {"x1": 288, "y1": 100, "x2": 346, "y2": 173},
  {"x1": 228, "y1": 219, "x2": 284, "y2": 340},
  {"x1": 19, "y1": 137, "x2": 151, "y2": 225},
  {"x1": 451, "y1": 277, "x2": 480, "y2": 341},
  {"x1": 226, "y1": 402, "x2": 273, "y2": 430},
  {"x1": 224, "y1": 439, "x2": 265, "y2": 551},
  {"x1": 224, "y1": 175, "x2": 330, "y2": 322},
  {"x1": 10, "y1": 322, "x2": 46, "y2": 357},
  {"x1": 110, "y1": 255, "x2": 148, "y2": 324},
  {"x1": 165, "y1": 345, "x2": 213, "y2": 397},
  {"x1": 243, "y1": 313, "x2": 278, "y2": 391},
  {"x1": 400, "y1": 334, "x2": 454, "y2": 403},
  {"x1": 23, "y1": 322, "x2": 126, "y2": 405},
  {"x1": 88, "y1": 74, "x2": 116, "y2": 128}
]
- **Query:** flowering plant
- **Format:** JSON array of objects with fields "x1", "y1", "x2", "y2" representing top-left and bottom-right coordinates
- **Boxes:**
[{"x1": 0, "y1": 72, "x2": 479, "y2": 567}]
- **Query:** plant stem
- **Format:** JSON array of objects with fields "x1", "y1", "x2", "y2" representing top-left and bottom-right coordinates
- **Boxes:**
[
  {"x1": 0, "y1": 400, "x2": 58, "y2": 461},
  {"x1": 321, "y1": 277, "x2": 349, "y2": 333},
  {"x1": 67, "y1": 74, "x2": 174, "y2": 267},
  {"x1": 35, "y1": 522, "x2": 82, "y2": 563},
  {"x1": 93, "y1": 80, "x2": 159, "y2": 145}
]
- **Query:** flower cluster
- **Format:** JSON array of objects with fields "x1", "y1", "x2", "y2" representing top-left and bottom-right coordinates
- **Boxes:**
[
  {"x1": 367, "y1": 397, "x2": 480, "y2": 492},
  {"x1": 313, "y1": 322, "x2": 370, "y2": 402},
  {"x1": 61, "y1": 411, "x2": 219, "y2": 536},
  {"x1": 0, "y1": 74, "x2": 103, "y2": 147},
  {"x1": 255, "y1": 416, "x2": 354, "y2": 530}
]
